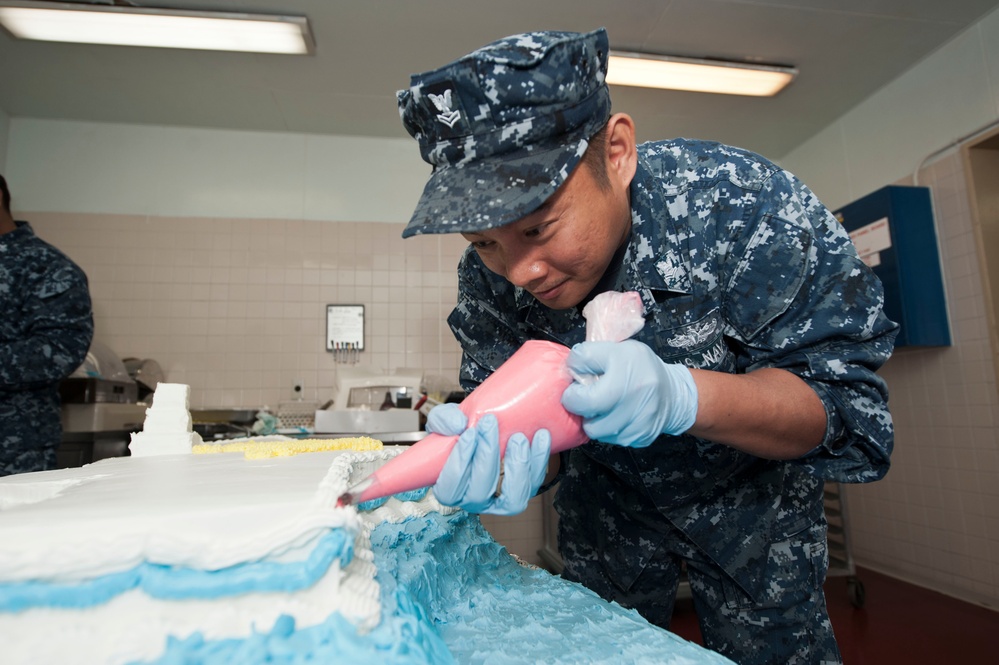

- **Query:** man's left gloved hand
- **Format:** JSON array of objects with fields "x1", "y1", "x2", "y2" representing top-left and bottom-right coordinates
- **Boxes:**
[
  {"x1": 561, "y1": 339, "x2": 698, "y2": 448},
  {"x1": 426, "y1": 404, "x2": 552, "y2": 516}
]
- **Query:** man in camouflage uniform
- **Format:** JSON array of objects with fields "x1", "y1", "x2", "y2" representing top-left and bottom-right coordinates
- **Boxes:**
[
  {"x1": 398, "y1": 30, "x2": 897, "y2": 664},
  {"x1": 0, "y1": 174, "x2": 94, "y2": 476}
]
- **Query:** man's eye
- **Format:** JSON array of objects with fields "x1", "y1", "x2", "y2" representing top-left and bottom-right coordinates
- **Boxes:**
[
  {"x1": 471, "y1": 240, "x2": 493, "y2": 250},
  {"x1": 525, "y1": 223, "x2": 549, "y2": 238}
]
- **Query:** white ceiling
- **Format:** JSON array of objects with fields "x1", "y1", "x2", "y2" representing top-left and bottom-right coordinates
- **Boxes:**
[{"x1": 2, "y1": 0, "x2": 998, "y2": 158}]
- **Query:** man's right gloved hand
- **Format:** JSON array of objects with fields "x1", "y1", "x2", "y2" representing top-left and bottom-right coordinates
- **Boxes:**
[
  {"x1": 561, "y1": 339, "x2": 698, "y2": 448},
  {"x1": 425, "y1": 404, "x2": 551, "y2": 516}
]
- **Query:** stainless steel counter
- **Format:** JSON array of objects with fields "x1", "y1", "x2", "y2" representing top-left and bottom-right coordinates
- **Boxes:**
[{"x1": 308, "y1": 431, "x2": 429, "y2": 445}]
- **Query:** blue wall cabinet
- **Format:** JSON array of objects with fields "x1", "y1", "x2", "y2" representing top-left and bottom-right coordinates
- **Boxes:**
[{"x1": 834, "y1": 185, "x2": 951, "y2": 347}]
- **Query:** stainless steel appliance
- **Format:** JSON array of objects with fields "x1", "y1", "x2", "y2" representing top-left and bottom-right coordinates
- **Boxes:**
[
  {"x1": 191, "y1": 409, "x2": 257, "y2": 441},
  {"x1": 57, "y1": 341, "x2": 147, "y2": 467},
  {"x1": 313, "y1": 366, "x2": 424, "y2": 443},
  {"x1": 123, "y1": 357, "x2": 165, "y2": 402}
]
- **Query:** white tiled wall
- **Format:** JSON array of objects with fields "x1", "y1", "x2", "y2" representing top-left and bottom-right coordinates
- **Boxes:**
[
  {"x1": 28, "y1": 213, "x2": 466, "y2": 409},
  {"x1": 776, "y1": 7, "x2": 999, "y2": 610},
  {"x1": 844, "y1": 152, "x2": 999, "y2": 608},
  {"x1": 27, "y1": 211, "x2": 549, "y2": 566}
]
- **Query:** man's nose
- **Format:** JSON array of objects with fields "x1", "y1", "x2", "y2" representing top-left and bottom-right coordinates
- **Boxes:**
[{"x1": 504, "y1": 252, "x2": 545, "y2": 288}]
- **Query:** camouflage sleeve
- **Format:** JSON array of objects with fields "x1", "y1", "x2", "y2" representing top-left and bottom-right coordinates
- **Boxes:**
[
  {"x1": 721, "y1": 168, "x2": 899, "y2": 483},
  {"x1": 0, "y1": 261, "x2": 94, "y2": 390},
  {"x1": 446, "y1": 246, "x2": 527, "y2": 393}
]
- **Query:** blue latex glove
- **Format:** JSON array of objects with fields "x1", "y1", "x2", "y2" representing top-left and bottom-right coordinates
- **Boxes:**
[
  {"x1": 425, "y1": 402, "x2": 469, "y2": 438},
  {"x1": 426, "y1": 405, "x2": 552, "y2": 516},
  {"x1": 561, "y1": 339, "x2": 698, "y2": 447}
]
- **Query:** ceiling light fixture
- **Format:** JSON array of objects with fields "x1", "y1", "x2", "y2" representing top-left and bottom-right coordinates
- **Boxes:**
[
  {"x1": 0, "y1": 1, "x2": 314, "y2": 54},
  {"x1": 607, "y1": 51, "x2": 797, "y2": 97}
]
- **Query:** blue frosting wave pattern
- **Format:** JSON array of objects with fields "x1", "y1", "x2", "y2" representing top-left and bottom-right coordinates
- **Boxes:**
[
  {"x1": 4, "y1": 484, "x2": 732, "y2": 664},
  {"x1": 0, "y1": 530, "x2": 353, "y2": 613},
  {"x1": 146, "y1": 510, "x2": 734, "y2": 664},
  {"x1": 356, "y1": 487, "x2": 430, "y2": 512}
]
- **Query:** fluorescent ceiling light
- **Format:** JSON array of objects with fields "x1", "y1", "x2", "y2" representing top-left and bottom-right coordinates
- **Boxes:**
[
  {"x1": 0, "y1": 1, "x2": 314, "y2": 54},
  {"x1": 607, "y1": 51, "x2": 796, "y2": 97}
]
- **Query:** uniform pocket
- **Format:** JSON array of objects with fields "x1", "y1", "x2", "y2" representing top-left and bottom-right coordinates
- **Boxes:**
[
  {"x1": 723, "y1": 215, "x2": 811, "y2": 341},
  {"x1": 722, "y1": 518, "x2": 827, "y2": 610}
]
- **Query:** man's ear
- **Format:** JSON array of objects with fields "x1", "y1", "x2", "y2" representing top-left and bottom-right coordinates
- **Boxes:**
[{"x1": 605, "y1": 113, "x2": 638, "y2": 190}]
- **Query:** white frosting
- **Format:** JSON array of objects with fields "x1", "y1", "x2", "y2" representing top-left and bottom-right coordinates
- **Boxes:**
[
  {"x1": 128, "y1": 431, "x2": 203, "y2": 456},
  {"x1": 141, "y1": 409, "x2": 193, "y2": 433},
  {"x1": 0, "y1": 446, "x2": 734, "y2": 665},
  {"x1": 129, "y1": 383, "x2": 202, "y2": 457},
  {"x1": 4, "y1": 554, "x2": 369, "y2": 665},
  {"x1": 0, "y1": 451, "x2": 392, "y2": 582},
  {"x1": 150, "y1": 382, "x2": 191, "y2": 409},
  {"x1": 0, "y1": 476, "x2": 108, "y2": 510},
  {"x1": 0, "y1": 447, "x2": 409, "y2": 665}
]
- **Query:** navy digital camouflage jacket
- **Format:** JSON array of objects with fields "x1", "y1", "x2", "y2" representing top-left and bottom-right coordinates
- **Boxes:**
[
  {"x1": 0, "y1": 221, "x2": 94, "y2": 476},
  {"x1": 447, "y1": 139, "x2": 898, "y2": 600}
]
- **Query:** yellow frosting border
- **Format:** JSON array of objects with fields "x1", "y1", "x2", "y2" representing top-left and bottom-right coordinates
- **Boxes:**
[{"x1": 193, "y1": 437, "x2": 383, "y2": 460}]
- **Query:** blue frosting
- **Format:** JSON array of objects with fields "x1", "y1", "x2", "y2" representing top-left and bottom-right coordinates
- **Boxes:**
[
  {"x1": 147, "y1": 536, "x2": 455, "y2": 664},
  {"x1": 150, "y1": 600, "x2": 453, "y2": 665},
  {"x1": 357, "y1": 487, "x2": 430, "y2": 512},
  {"x1": 0, "y1": 530, "x2": 352, "y2": 613},
  {"x1": 370, "y1": 512, "x2": 734, "y2": 664},
  {"x1": 4, "y1": 486, "x2": 732, "y2": 664},
  {"x1": 142, "y1": 511, "x2": 733, "y2": 664}
]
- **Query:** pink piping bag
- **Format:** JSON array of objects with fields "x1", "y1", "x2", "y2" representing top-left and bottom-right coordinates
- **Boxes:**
[{"x1": 337, "y1": 291, "x2": 645, "y2": 506}]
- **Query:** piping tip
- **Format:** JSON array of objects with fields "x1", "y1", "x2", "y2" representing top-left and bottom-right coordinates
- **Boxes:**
[{"x1": 335, "y1": 475, "x2": 374, "y2": 508}]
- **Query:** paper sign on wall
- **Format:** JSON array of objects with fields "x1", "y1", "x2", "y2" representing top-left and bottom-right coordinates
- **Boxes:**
[
  {"x1": 327, "y1": 304, "x2": 364, "y2": 363},
  {"x1": 848, "y1": 216, "x2": 892, "y2": 268}
]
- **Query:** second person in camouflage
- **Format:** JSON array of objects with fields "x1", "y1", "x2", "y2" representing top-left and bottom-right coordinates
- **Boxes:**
[{"x1": 0, "y1": 174, "x2": 94, "y2": 477}]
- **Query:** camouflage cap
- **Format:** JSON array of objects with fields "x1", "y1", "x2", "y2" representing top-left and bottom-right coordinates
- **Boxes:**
[{"x1": 398, "y1": 28, "x2": 611, "y2": 238}]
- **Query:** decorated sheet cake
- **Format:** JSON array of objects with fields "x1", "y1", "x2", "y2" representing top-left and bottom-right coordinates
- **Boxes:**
[{"x1": 0, "y1": 385, "x2": 733, "y2": 664}]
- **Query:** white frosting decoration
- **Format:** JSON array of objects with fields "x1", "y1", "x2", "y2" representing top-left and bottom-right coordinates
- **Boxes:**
[
  {"x1": 150, "y1": 382, "x2": 191, "y2": 409},
  {"x1": 0, "y1": 451, "x2": 393, "y2": 582},
  {"x1": 142, "y1": 409, "x2": 193, "y2": 433},
  {"x1": 128, "y1": 383, "x2": 203, "y2": 457},
  {"x1": 2, "y1": 555, "x2": 362, "y2": 665},
  {"x1": 0, "y1": 447, "x2": 409, "y2": 665},
  {"x1": 128, "y1": 431, "x2": 203, "y2": 456},
  {"x1": 0, "y1": 475, "x2": 107, "y2": 510},
  {"x1": 0, "y1": 445, "x2": 735, "y2": 665}
]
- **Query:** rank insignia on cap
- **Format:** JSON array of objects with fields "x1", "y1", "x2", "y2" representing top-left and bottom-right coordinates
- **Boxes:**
[{"x1": 429, "y1": 89, "x2": 461, "y2": 128}]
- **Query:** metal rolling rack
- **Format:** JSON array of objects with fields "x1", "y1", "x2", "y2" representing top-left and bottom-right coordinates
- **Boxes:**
[{"x1": 824, "y1": 481, "x2": 866, "y2": 608}]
